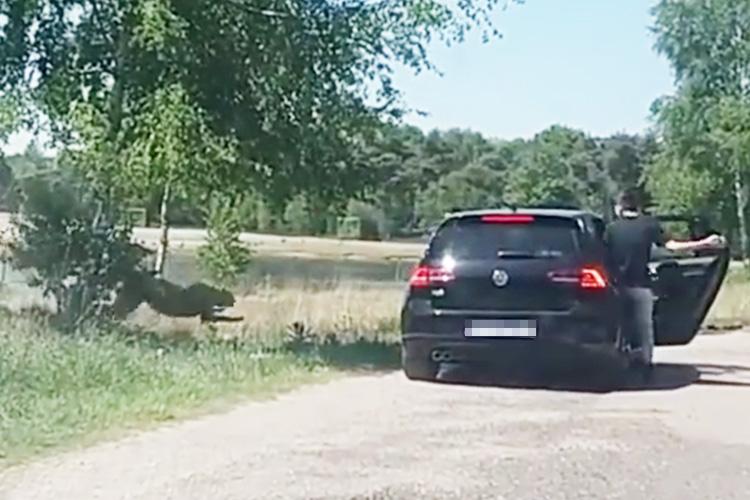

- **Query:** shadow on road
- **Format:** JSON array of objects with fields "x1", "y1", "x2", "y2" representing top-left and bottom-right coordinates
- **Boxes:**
[
  {"x1": 428, "y1": 361, "x2": 750, "y2": 394},
  {"x1": 315, "y1": 339, "x2": 402, "y2": 373},
  {"x1": 308, "y1": 339, "x2": 750, "y2": 392}
]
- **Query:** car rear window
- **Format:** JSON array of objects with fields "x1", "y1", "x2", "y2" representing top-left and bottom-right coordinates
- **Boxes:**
[{"x1": 428, "y1": 216, "x2": 581, "y2": 260}]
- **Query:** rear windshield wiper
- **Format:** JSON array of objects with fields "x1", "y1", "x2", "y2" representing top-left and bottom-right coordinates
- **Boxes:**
[{"x1": 496, "y1": 250, "x2": 562, "y2": 259}]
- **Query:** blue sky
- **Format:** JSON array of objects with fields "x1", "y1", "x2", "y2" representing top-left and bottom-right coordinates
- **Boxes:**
[
  {"x1": 3, "y1": 0, "x2": 675, "y2": 155},
  {"x1": 391, "y1": 0, "x2": 676, "y2": 140}
]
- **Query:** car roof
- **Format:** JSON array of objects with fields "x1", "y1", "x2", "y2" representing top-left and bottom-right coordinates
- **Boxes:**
[{"x1": 444, "y1": 207, "x2": 597, "y2": 220}]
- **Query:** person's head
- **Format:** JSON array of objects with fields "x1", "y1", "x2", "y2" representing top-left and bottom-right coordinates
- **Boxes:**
[{"x1": 615, "y1": 188, "x2": 643, "y2": 217}]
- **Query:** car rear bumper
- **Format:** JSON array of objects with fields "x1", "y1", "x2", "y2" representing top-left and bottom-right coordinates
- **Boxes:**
[
  {"x1": 403, "y1": 329, "x2": 617, "y2": 351},
  {"x1": 402, "y1": 333, "x2": 621, "y2": 371},
  {"x1": 401, "y1": 300, "x2": 621, "y2": 367},
  {"x1": 401, "y1": 294, "x2": 620, "y2": 363}
]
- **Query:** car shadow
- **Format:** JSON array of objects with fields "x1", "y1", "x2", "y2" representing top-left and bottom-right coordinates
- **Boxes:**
[
  {"x1": 691, "y1": 363, "x2": 750, "y2": 388},
  {"x1": 429, "y1": 360, "x2": 750, "y2": 394}
]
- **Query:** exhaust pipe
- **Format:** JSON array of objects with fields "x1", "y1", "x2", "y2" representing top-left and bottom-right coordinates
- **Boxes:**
[{"x1": 431, "y1": 350, "x2": 453, "y2": 363}]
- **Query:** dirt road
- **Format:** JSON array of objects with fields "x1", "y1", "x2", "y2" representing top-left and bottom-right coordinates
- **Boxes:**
[{"x1": 3, "y1": 332, "x2": 750, "y2": 500}]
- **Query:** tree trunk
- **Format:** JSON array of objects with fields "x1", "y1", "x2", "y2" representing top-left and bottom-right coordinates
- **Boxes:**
[
  {"x1": 154, "y1": 182, "x2": 171, "y2": 277},
  {"x1": 733, "y1": 167, "x2": 749, "y2": 265}
]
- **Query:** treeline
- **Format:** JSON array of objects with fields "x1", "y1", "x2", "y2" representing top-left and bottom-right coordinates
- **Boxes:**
[
  {"x1": 3, "y1": 117, "x2": 747, "y2": 256},
  {"x1": 2, "y1": 124, "x2": 656, "y2": 240},
  {"x1": 265, "y1": 124, "x2": 657, "y2": 239},
  {"x1": 355, "y1": 124, "x2": 656, "y2": 238},
  {"x1": 180, "y1": 123, "x2": 652, "y2": 239}
]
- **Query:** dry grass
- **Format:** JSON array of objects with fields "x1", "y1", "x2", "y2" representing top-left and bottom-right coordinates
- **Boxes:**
[
  {"x1": 4, "y1": 272, "x2": 748, "y2": 340},
  {"x1": 129, "y1": 281, "x2": 405, "y2": 344},
  {"x1": 129, "y1": 273, "x2": 750, "y2": 340},
  {"x1": 706, "y1": 279, "x2": 750, "y2": 330}
]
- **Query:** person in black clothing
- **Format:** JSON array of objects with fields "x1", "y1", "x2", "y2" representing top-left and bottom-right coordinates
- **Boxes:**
[{"x1": 604, "y1": 189, "x2": 726, "y2": 371}]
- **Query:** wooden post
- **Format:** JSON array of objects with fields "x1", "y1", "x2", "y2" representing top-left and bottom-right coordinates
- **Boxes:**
[{"x1": 154, "y1": 181, "x2": 171, "y2": 277}]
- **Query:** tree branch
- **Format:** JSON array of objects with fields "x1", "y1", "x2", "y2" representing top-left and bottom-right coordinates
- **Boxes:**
[{"x1": 225, "y1": 0, "x2": 293, "y2": 18}]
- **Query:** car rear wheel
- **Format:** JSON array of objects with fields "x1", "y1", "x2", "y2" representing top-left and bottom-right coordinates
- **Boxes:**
[{"x1": 401, "y1": 345, "x2": 438, "y2": 381}]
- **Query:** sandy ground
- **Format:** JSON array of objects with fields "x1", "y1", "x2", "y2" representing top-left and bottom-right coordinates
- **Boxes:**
[
  {"x1": 0, "y1": 212, "x2": 424, "y2": 261},
  {"x1": 135, "y1": 227, "x2": 424, "y2": 261},
  {"x1": 3, "y1": 332, "x2": 750, "y2": 500}
]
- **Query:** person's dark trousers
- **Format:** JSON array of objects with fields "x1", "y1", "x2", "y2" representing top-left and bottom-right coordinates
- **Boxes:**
[{"x1": 620, "y1": 286, "x2": 655, "y2": 367}]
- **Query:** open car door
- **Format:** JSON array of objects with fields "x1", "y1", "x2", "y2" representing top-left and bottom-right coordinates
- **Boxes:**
[{"x1": 648, "y1": 214, "x2": 730, "y2": 346}]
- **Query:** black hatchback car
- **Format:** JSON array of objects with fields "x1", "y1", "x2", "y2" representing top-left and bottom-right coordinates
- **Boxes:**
[{"x1": 400, "y1": 208, "x2": 729, "y2": 381}]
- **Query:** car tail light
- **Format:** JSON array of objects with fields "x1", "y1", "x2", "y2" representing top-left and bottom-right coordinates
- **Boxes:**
[
  {"x1": 480, "y1": 214, "x2": 535, "y2": 224},
  {"x1": 548, "y1": 266, "x2": 609, "y2": 290},
  {"x1": 409, "y1": 265, "x2": 455, "y2": 288},
  {"x1": 579, "y1": 267, "x2": 608, "y2": 289}
]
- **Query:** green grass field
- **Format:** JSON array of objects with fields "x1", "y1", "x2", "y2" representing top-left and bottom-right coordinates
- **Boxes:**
[{"x1": 0, "y1": 307, "x2": 400, "y2": 467}]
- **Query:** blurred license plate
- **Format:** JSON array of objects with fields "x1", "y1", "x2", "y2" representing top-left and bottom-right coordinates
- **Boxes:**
[{"x1": 464, "y1": 319, "x2": 537, "y2": 338}]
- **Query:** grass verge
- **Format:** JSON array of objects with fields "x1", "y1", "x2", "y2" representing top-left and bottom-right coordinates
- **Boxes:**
[
  {"x1": 706, "y1": 268, "x2": 750, "y2": 330},
  {"x1": 0, "y1": 310, "x2": 400, "y2": 467},
  {"x1": 128, "y1": 281, "x2": 404, "y2": 343}
]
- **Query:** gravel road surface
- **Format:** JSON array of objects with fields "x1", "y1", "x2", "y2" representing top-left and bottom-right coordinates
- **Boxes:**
[{"x1": 3, "y1": 332, "x2": 750, "y2": 500}]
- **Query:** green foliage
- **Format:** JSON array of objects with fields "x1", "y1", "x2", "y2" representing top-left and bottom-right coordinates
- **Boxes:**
[
  {"x1": 255, "y1": 197, "x2": 278, "y2": 233},
  {"x1": 125, "y1": 207, "x2": 148, "y2": 227},
  {"x1": 0, "y1": 94, "x2": 21, "y2": 210},
  {"x1": 0, "y1": 313, "x2": 329, "y2": 463},
  {"x1": 3, "y1": 143, "x2": 55, "y2": 178},
  {"x1": 646, "y1": 154, "x2": 718, "y2": 213},
  {"x1": 505, "y1": 127, "x2": 589, "y2": 207},
  {"x1": 122, "y1": 83, "x2": 238, "y2": 201},
  {"x1": 9, "y1": 173, "x2": 145, "y2": 331},
  {"x1": 0, "y1": 92, "x2": 22, "y2": 143},
  {"x1": 197, "y1": 195, "x2": 251, "y2": 288},
  {"x1": 228, "y1": 193, "x2": 263, "y2": 232},
  {"x1": 646, "y1": 94, "x2": 723, "y2": 211},
  {"x1": 342, "y1": 200, "x2": 385, "y2": 240},
  {"x1": 416, "y1": 163, "x2": 505, "y2": 227},
  {"x1": 0, "y1": 159, "x2": 15, "y2": 211},
  {"x1": 0, "y1": 303, "x2": 401, "y2": 463},
  {"x1": 0, "y1": 0, "x2": 517, "y2": 213},
  {"x1": 0, "y1": 145, "x2": 55, "y2": 212},
  {"x1": 336, "y1": 216, "x2": 361, "y2": 240},
  {"x1": 358, "y1": 124, "x2": 651, "y2": 232},
  {"x1": 650, "y1": 0, "x2": 750, "y2": 257},
  {"x1": 283, "y1": 194, "x2": 313, "y2": 235},
  {"x1": 651, "y1": 0, "x2": 750, "y2": 97}
]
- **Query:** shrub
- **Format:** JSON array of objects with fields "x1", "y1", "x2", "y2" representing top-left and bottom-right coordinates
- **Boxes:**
[
  {"x1": 10, "y1": 172, "x2": 146, "y2": 331},
  {"x1": 283, "y1": 194, "x2": 313, "y2": 235},
  {"x1": 197, "y1": 195, "x2": 251, "y2": 288},
  {"x1": 344, "y1": 200, "x2": 385, "y2": 240}
]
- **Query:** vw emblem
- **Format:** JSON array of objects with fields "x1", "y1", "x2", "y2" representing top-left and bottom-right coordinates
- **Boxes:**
[{"x1": 491, "y1": 269, "x2": 510, "y2": 288}]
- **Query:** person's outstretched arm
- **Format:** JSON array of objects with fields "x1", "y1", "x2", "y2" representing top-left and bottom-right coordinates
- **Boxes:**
[
  {"x1": 650, "y1": 217, "x2": 726, "y2": 253},
  {"x1": 665, "y1": 234, "x2": 726, "y2": 253}
]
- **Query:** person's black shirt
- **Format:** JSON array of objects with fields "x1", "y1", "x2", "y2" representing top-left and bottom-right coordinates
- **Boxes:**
[{"x1": 604, "y1": 215, "x2": 667, "y2": 288}]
